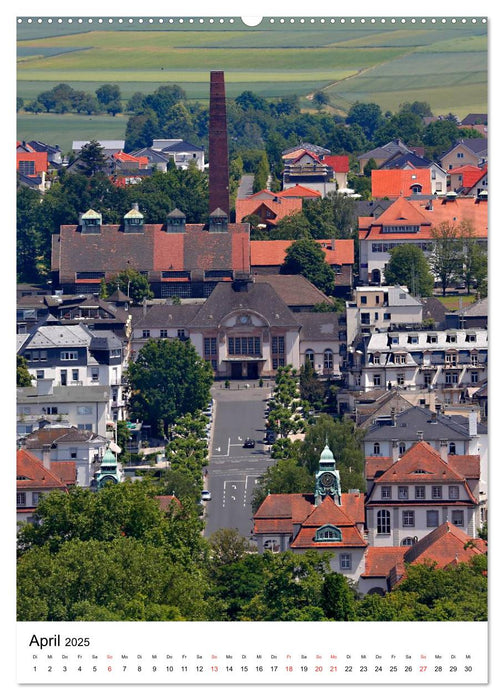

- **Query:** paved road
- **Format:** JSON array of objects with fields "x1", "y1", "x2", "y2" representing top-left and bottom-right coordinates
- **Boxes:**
[
  {"x1": 204, "y1": 384, "x2": 275, "y2": 541},
  {"x1": 237, "y1": 174, "x2": 254, "y2": 199}
]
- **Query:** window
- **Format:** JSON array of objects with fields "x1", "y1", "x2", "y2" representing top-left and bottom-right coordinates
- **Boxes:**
[
  {"x1": 177, "y1": 329, "x2": 186, "y2": 340},
  {"x1": 271, "y1": 336, "x2": 285, "y2": 368},
  {"x1": 43, "y1": 406, "x2": 58, "y2": 415},
  {"x1": 449, "y1": 485, "x2": 460, "y2": 499},
  {"x1": 77, "y1": 423, "x2": 92, "y2": 431},
  {"x1": 466, "y1": 333, "x2": 476, "y2": 343},
  {"x1": 398, "y1": 486, "x2": 409, "y2": 499},
  {"x1": 446, "y1": 352, "x2": 457, "y2": 364},
  {"x1": 72, "y1": 369, "x2": 79, "y2": 381},
  {"x1": 360, "y1": 295, "x2": 368, "y2": 305},
  {"x1": 397, "y1": 374, "x2": 405, "y2": 386},
  {"x1": 394, "y1": 354, "x2": 406, "y2": 364},
  {"x1": 446, "y1": 334, "x2": 457, "y2": 343},
  {"x1": 160, "y1": 329, "x2": 168, "y2": 338},
  {"x1": 427, "y1": 334, "x2": 438, "y2": 344},
  {"x1": 305, "y1": 349, "x2": 314, "y2": 367},
  {"x1": 426, "y1": 510, "x2": 439, "y2": 528},
  {"x1": 415, "y1": 486, "x2": 426, "y2": 500},
  {"x1": 229, "y1": 337, "x2": 261, "y2": 356},
  {"x1": 445, "y1": 371, "x2": 459, "y2": 385},
  {"x1": 17, "y1": 493, "x2": 26, "y2": 506},
  {"x1": 204, "y1": 337, "x2": 218, "y2": 372},
  {"x1": 402, "y1": 511, "x2": 415, "y2": 527},
  {"x1": 451, "y1": 510, "x2": 464, "y2": 527},
  {"x1": 377, "y1": 510, "x2": 391, "y2": 534},
  {"x1": 32, "y1": 492, "x2": 41, "y2": 506},
  {"x1": 339, "y1": 554, "x2": 352, "y2": 571},
  {"x1": 448, "y1": 442, "x2": 456, "y2": 455},
  {"x1": 471, "y1": 371, "x2": 479, "y2": 383},
  {"x1": 77, "y1": 406, "x2": 92, "y2": 415},
  {"x1": 373, "y1": 374, "x2": 381, "y2": 387},
  {"x1": 432, "y1": 486, "x2": 442, "y2": 499},
  {"x1": 399, "y1": 442, "x2": 406, "y2": 456},
  {"x1": 91, "y1": 368, "x2": 99, "y2": 381},
  {"x1": 384, "y1": 312, "x2": 391, "y2": 320},
  {"x1": 314, "y1": 525, "x2": 342, "y2": 542},
  {"x1": 361, "y1": 313, "x2": 370, "y2": 325},
  {"x1": 323, "y1": 349, "x2": 333, "y2": 370},
  {"x1": 36, "y1": 370, "x2": 44, "y2": 379},
  {"x1": 60, "y1": 351, "x2": 78, "y2": 361},
  {"x1": 142, "y1": 330, "x2": 150, "y2": 339},
  {"x1": 408, "y1": 335, "x2": 418, "y2": 344},
  {"x1": 401, "y1": 537, "x2": 417, "y2": 546},
  {"x1": 381, "y1": 486, "x2": 391, "y2": 499},
  {"x1": 373, "y1": 442, "x2": 380, "y2": 455}
]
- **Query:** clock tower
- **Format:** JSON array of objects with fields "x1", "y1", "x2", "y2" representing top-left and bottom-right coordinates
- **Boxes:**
[{"x1": 315, "y1": 444, "x2": 341, "y2": 506}]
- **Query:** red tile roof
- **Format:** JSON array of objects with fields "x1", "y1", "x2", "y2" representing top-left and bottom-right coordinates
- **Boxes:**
[
  {"x1": 405, "y1": 521, "x2": 487, "y2": 568},
  {"x1": 359, "y1": 196, "x2": 488, "y2": 241},
  {"x1": 371, "y1": 169, "x2": 432, "y2": 198},
  {"x1": 50, "y1": 461, "x2": 77, "y2": 486},
  {"x1": 250, "y1": 239, "x2": 354, "y2": 267},
  {"x1": 362, "y1": 547, "x2": 408, "y2": 577},
  {"x1": 278, "y1": 184, "x2": 322, "y2": 198},
  {"x1": 321, "y1": 155, "x2": 350, "y2": 173},
  {"x1": 374, "y1": 441, "x2": 465, "y2": 483},
  {"x1": 113, "y1": 151, "x2": 149, "y2": 167},
  {"x1": 235, "y1": 197, "x2": 302, "y2": 224},
  {"x1": 17, "y1": 151, "x2": 48, "y2": 175},
  {"x1": 16, "y1": 449, "x2": 68, "y2": 491}
]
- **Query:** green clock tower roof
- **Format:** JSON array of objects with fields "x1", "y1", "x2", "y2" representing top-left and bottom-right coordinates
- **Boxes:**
[{"x1": 319, "y1": 443, "x2": 335, "y2": 465}]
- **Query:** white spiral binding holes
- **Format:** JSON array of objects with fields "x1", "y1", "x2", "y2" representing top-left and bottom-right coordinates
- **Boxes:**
[{"x1": 16, "y1": 17, "x2": 488, "y2": 25}]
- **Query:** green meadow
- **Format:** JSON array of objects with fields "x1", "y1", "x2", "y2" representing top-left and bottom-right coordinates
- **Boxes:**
[{"x1": 17, "y1": 21, "x2": 487, "y2": 148}]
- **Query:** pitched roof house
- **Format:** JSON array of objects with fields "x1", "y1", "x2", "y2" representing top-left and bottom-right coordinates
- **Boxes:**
[
  {"x1": 365, "y1": 440, "x2": 481, "y2": 547},
  {"x1": 16, "y1": 448, "x2": 71, "y2": 523},
  {"x1": 358, "y1": 195, "x2": 488, "y2": 284}
]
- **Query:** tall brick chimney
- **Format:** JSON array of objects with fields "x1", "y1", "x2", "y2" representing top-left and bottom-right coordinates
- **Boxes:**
[{"x1": 208, "y1": 70, "x2": 230, "y2": 217}]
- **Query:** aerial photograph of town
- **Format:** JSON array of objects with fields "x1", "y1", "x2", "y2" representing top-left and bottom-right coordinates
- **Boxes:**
[{"x1": 15, "y1": 13, "x2": 488, "y2": 637}]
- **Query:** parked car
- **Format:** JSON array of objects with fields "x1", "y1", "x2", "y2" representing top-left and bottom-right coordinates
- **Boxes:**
[
  {"x1": 264, "y1": 430, "x2": 276, "y2": 445},
  {"x1": 243, "y1": 438, "x2": 255, "y2": 448},
  {"x1": 200, "y1": 490, "x2": 212, "y2": 501}
]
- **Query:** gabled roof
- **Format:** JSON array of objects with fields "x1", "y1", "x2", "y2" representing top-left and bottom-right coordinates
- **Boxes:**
[
  {"x1": 359, "y1": 196, "x2": 488, "y2": 241},
  {"x1": 365, "y1": 404, "x2": 478, "y2": 442},
  {"x1": 235, "y1": 197, "x2": 302, "y2": 224},
  {"x1": 373, "y1": 441, "x2": 467, "y2": 483},
  {"x1": 161, "y1": 140, "x2": 203, "y2": 153},
  {"x1": 257, "y1": 274, "x2": 332, "y2": 307},
  {"x1": 321, "y1": 155, "x2": 350, "y2": 173},
  {"x1": 24, "y1": 426, "x2": 102, "y2": 449},
  {"x1": 277, "y1": 184, "x2": 322, "y2": 198},
  {"x1": 16, "y1": 449, "x2": 68, "y2": 491}
]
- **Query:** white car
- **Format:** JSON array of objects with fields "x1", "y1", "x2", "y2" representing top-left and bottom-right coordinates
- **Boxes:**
[{"x1": 201, "y1": 490, "x2": 212, "y2": 501}]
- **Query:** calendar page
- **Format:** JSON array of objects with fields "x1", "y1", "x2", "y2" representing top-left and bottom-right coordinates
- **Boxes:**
[{"x1": 11, "y1": 1, "x2": 496, "y2": 696}]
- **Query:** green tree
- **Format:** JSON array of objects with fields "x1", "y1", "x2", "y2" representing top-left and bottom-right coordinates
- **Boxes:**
[
  {"x1": 103, "y1": 267, "x2": 153, "y2": 304},
  {"x1": 321, "y1": 572, "x2": 357, "y2": 620},
  {"x1": 206, "y1": 553, "x2": 267, "y2": 621},
  {"x1": 269, "y1": 211, "x2": 311, "y2": 240},
  {"x1": 312, "y1": 91, "x2": 330, "y2": 111},
  {"x1": 430, "y1": 221, "x2": 464, "y2": 295},
  {"x1": 17, "y1": 355, "x2": 33, "y2": 387},
  {"x1": 346, "y1": 102, "x2": 384, "y2": 140},
  {"x1": 16, "y1": 185, "x2": 45, "y2": 282},
  {"x1": 127, "y1": 339, "x2": 213, "y2": 438},
  {"x1": 299, "y1": 361, "x2": 325, "y2": 409},
  {"x1": 281, "y1": 238, "x2": 335, "y2": 295},
  {"x1": 252, "y1": 151, "x2": 269, "y2": 193},
  {"x1": 208, "y1": 528, "x2": 252, "y2": 569},
  {"x1": 74, "y1": 140, "x2": 108, "y2": 177},
  {"x1": 384, "y1": 243, "x2": 434, "y2": 297},
  {"x1": 242, "y1": 550, "x2": 330, "y2": 621},
  {"x1": 96, "y1": 84, "x2": 121, "y2": 108},
  {"x1": 458, "y1": 220, "x2": 488, "y2": 293}
]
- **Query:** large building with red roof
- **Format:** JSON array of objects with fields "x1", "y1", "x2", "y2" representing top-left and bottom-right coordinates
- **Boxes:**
[
  {"x1": 358, "y1": 194, "x2": 488, "y2": 283},
  {"x1": 51, "y1": 204, "x2": 250, "y2": 298},
  {"x1": 365, "y1": 441, "x2": 481, "y2": 547},
  {"x1": 253, "y1": 444, "x2": 368, "y2": 581},
  {"x1": 282, "y1": 146, "x2": 349, "y2": 196}
]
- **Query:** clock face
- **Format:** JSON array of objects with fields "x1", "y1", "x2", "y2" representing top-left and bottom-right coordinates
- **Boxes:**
[
  {"x1": 240, "y1": 315, "x2": 249, "y2": 324},
  {"x1": 320, "y1": 472, "x2": 335, "y2": 488}
]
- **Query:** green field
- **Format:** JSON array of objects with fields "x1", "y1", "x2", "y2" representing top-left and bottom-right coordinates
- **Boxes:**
[
  {"x1": 17, "y1": 20, "x2": 487, "y2": 145},
  {"x1": 17, "y1": 113, "x2": 130, "y2": 152}
]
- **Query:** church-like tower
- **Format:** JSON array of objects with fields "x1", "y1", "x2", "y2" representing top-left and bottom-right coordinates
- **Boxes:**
[{"x1": 314, "y1": 443, "x2": 342, "y2": 505}]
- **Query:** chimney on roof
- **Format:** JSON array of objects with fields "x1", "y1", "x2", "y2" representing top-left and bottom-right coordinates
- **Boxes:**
[
  {"x1": 42, "y1": 443, "x2": 51, "y2": 471},
  {"x1": 416, "y1": 430, "x2": 423, "y2": 442},
  {"x1": 439, "y1": 438, "x2": 448, "y2": 462},
  {"x1": 392, "y1": 439, "x2": 399, "y2": 462},
  {"x1": 469, "y1": 411, "x2": 477, "y2": 437},
  {"x1": 208, "y1": 71, "x2": 230, "y2": 217}
]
